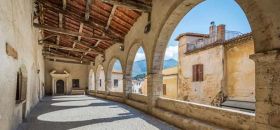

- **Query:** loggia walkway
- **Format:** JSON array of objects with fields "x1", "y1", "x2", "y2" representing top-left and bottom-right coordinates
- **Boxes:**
[{"x1": 18, "y1": 95, "x2": 178, "y2": 130}]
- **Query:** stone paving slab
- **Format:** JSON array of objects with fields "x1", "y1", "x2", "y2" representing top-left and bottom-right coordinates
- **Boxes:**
[{"x1": 18, "y1": 95, "x2": 179, "y2": 130}]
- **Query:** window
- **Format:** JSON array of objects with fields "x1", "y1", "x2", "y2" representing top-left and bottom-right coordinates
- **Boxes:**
[
  {"x1": 114, "y1": 79, "x2": 118, "y2": 87},
  {"x1": 193, "y1": 64, "x2": 204, "y2": 82},
  {"x1": 72, "y1": 79, "x2": 80, "y2": 88},
  {"x1": 15, "y1": 69, "x2": 27, "y2": 103},
  {"x1": 163, "y1": 84, "x2": 167, "y2": 95},
  {"x1": 16, "y1": 72, "x2": 21, "y2": 101},
  {"x1": 100, "y1": 79, "x2": 102, "y2": 87}
]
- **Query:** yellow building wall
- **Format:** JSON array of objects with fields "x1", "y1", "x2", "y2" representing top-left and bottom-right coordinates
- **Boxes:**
[
  {"x1": 140, "y1": 67, "x2": 178, "y2": 99},
  {"x1": 225, "y1": 40, "x2": 255, "y2": 102},
  {"x1": 162, "y1": 67, "x2": 178, "y2": 99},
  {"x1": 141, "y1": 78, "x2": 148, "y2": 95}
]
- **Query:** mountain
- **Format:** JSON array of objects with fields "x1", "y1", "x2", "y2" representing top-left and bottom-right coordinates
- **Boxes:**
[
  {"x1": 131, "y1": 60, "x2": 147, "y2": 77},
  {"x1": 132, "y1": 58, "x2": 178, "y2": 77},
  {"x1": 163, "y1": 58, "x2": 178, "y2": 69}
]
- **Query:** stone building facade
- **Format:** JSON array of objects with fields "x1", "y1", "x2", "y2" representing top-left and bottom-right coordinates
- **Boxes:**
[
  {"x1": 110, "y1": 70, "x2": 123, "y2": 92},
  {"x1": 177, "y1": 23, "x2": 255, "y2": 105},
  {"x1": 141, "y1": 66, "x2": 178, "y2": 99}
]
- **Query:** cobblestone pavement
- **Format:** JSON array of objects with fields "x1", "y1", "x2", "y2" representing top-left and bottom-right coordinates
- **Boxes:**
[{"x1": 18, "y1": 95, "x2": 179, "y2": 130}]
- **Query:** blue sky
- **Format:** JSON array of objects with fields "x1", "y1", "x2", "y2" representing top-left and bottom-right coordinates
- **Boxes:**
[
  {"x1": 113, "y1": 60, "x2": 122, "y2": 71},
  {"x1": 134, "y1": 0, "x2": 251, "y2": 62}
]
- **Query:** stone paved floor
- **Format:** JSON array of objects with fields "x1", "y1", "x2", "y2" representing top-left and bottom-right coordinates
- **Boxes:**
[{"x1": 18, "y1": 95, "x2": 179, "y2": 130}]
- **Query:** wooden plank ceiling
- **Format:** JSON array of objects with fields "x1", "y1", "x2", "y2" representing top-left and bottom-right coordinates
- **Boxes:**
[{"x1": 34, "y1": 0, "x2": 152, "y2": 64}]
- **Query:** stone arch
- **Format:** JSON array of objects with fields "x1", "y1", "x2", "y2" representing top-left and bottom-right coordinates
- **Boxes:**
[
  {"x1": 146, "y1": 0, "x2": 280, "y2": 110},
  {"x1": 88, "y1": 69, "x2": 95, "y2": 91},
  {"x1": 152, "y1": 0, "x2": 280, "y2": 74},
  {"x1": 95, "y1": 64, "x2": 106, "y2": 91},
  {"x1": 124, "y1": 42, "x2": 148, "y2": 96},
  {"x1": 107, "y1": 57, "x2": 124, "y2": 92},
  {"x1": 149, "y1": 0, "x2": 277, "y2": 102}
]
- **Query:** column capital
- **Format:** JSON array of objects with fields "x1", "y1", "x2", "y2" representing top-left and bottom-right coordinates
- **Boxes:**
[{"x1": 250, "y1": 50, "x2": 280, "y2": 63}]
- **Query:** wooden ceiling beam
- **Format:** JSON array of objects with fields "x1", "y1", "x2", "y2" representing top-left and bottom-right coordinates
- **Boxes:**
[
  {"x1": 106, "y1": 5, "x2": 117, "y2": 30},
  {"x1": 41, "y1": 41, "x2": 101, "y2": 54},
  {"x1": 37, "y1": 0, "x2": 124, "y2": 42},
  {"x1": 85, "y1": 0, "x2": 92, "y2": 21},
  {"x1": 73, "y1": 23, "x2": 84, "y2": 48},
  {"x1": 33, "y1": 23, "x2": 115, "y2": 42},
  {"x1": 62, "y1": 0, "x2": 67, "y2": 10},
  {"x1": 58, "y1": 13, "x2": 63, "y2": 28},
  {"x1": 95, "y1": 5, "x2": 117, "y2": 47},
  {"x1": 45, "y1": 56, "x2": 84, "y2": 63},
  {"x1": 39, "y1": 34, "x2": 57, "y2": 42},
  {"x1": 45, "y1": 57, "x2": 90, "y2": 65},
  {"x1": 101, "y1": 0, "x2": 151, "y2": 12},
  {"x1": 44, "y1": 48, "x2": 95, "y2": 62},
  {"x1": 43, "y1": 52, "x2": 88, "y2": 61},
  {"x1": 73, "y1": 40, "x2": 103, "y2": 54}
]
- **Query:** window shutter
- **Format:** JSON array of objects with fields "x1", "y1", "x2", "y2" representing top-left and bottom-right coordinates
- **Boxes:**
[
  {"x1": 193, "y1": 65, "x2": 197, "y2": 81},
  {"x1": 163, "y1": 84, "x2": 166, "y2": 95},
  {"x1": 198, "y1": 64, "x2": 203, "y2": 81}
]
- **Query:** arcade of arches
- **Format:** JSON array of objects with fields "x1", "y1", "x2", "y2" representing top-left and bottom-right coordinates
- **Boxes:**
[{"x1": 0, "y1": 0, "x2": 280, "y2": 130}]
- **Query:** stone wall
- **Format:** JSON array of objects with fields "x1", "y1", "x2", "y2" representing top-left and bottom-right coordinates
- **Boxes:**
[
  {"x1": 156, "y1": 97, "x2": 255, "y2": 130},
  {"x1": 45, "y1": 60, "x2": 88, "y2": 95},
  {"x1": 0, "y1": 0, "x2": 45, "y2": 129}
]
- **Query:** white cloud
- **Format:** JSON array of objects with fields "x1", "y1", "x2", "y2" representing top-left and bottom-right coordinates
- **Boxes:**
[
  {"x1": 164, "y1": 45, "x2": 178, "y2": 60},
  {"x1": 133, "y1": 45, "x2": 178, "y2": 61},
  {"x1": 134, "y1": 52, "x2": 146, "y2": 61}
]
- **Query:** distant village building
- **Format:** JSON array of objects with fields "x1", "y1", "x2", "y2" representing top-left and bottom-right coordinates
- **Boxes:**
[
  {"x1": 110, "y1": 70, "x2": 123, "y2": 92},
  {"x1": 132, "y1": 78, "x2": 146, "y2": 94},
  {"x1": 141, "y1": 66, "x2": 178, "y2": 98},
  {"x1": 176, "y1": 22, "x2": 255, "y2": 110}
]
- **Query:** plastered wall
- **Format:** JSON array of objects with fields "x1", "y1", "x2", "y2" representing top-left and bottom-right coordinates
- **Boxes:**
[
  {"x1": 44, "y1": 60, "x2": 88, "y2": 95},
  {"x1": 225, "y1": 40, "x2": 255, "y2": 102},
  {"x1": 0, "y1": 0, "x2": 45, "y2": 129}
]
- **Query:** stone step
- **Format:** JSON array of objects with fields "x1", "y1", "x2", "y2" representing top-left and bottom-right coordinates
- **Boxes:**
[{"x1": 71, "y1": 89, "x2": 85, "y2": 95}]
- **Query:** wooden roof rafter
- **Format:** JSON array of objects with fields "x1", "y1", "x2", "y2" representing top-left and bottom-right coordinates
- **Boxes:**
[
  {"x1": 34, "y1": 0, "x2": 151, "y2": 64},
  {"x1": 100, "y1": 0, "x2": 152, "y2": 12},
  {"x1": 36, "y1": 0, "x2": 123, "y2": 41}
]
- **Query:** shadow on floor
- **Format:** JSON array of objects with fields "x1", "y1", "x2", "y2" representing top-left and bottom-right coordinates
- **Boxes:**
[{"x1": 17, "y1": 95, "x2": 178, "y2": 130}]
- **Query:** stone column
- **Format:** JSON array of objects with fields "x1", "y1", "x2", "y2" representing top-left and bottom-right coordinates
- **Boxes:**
[
  {"x1": 250, "y1": 50, "x2": 280, "y2": 130},
  {"x1": 95, "y1": 75, "x2": 98, "y2": 94},
  {"x1": 147, "y1": 73, "x2": 163, "y2": 112},
  {"x1": 105, "y1": 79, "x2": 111, "y2": 95},
  {"x1": 123, "y1": 74, "x2": 132, "y2": 99},
  {"x1": 52, "y1": 78, "x2": 55, "y2": 95}
]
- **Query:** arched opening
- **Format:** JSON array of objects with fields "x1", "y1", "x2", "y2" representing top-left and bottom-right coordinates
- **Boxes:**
[
  {"x1": 107, "y1": 58, "x2": 123, "y2": 92},
  {"x1": 96, "y1": 65, "x2": 105, "y2": 92},
  {"x1": 56, "y1": 80, "x2": 65, "y2": 95},
  {"x1": 156, "y1": 0, "x2": 255, "y2": 112},
  {"x1": 125, "y1": 42, "x2": 148, "y2": 96},
  {"x1": 15, "y1": 65, "x2": 28, "y2": 120},
  {"x1": 88, "y1": 69, "x2": 95, "y2": 91},
  {"x1": 131, "y1": 47, "x2": 148, "y2": 95}
]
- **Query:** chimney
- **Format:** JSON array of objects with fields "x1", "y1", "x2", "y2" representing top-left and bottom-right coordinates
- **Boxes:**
[
  {"x1": 217, "y1": 24, "x2": 226, "y2": 41},
  {"x1": 209, "y1": 21, "x2": 216, "y2": 43}
]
